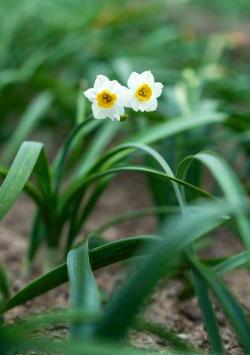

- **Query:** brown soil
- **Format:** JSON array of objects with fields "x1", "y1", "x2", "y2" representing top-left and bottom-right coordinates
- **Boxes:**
[{"x1": 1, "y1": 173, "x2": 249, "y2": 354}]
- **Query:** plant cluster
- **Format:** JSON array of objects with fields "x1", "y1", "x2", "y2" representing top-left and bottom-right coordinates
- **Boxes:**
[{"x1": 0, "y1": 1, "x2": 250, "y2": 354}]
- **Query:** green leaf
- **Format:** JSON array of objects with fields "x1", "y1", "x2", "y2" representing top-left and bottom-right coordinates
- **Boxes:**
[
  {"x1": 76, "y1": 90, "x2": 87, "y2": 124},
  {"x1": 0, "y1": 141, "x2": 43, "y2": 222},
  {"x1": 74, "y1": 121, "x2": 119, "y2": 178},
  {"x1": 94, "y1": 206, "x2": 180, "y2": 234},
  {"x1": 66, "y1": 178, "x2": 110, "y2": 253},
  {"x1": 52, "y1": 119, "x2": 93, "y2": 193},
  {"x1": 67, "y1": 240, "x2": 100, "y2": 337},
  {"x1": 190, "y1": 258, "x2": 250, "y2": 353},
  {"x1": 2, "y1": 91, "x2": 53, "y2": 162},
  {"x1": 135, "y1": 319, "x2": 199, "y2": 354},
  {"x1": 0, "y1": 261, "x2": 11, "y2": 301},
  {"x1": 65, "y1": 142, "x2": 187, "y2": 251},
  {"x1": 177, "y1": 151, "x2": 250, "y2": 248},
  {"x1": 0, "y1": 235, "x2": 159, "y2": 312},
  {"x1": 61, "y1": 165, "x2": 212, "y2": 217},
  {"x1": 130, "y1": 113, "x2": 225, "y2": 145},
  {"x1": 0, "y1": 141, "x2": 55, "y2": 254},
  {"x1": 116, "y1": 143, "x2": 185, "y2": 210},
  {"x1": 214, "y1": 250, "x2": 250, "y2": 275},
  {"x1": 94, "y1": 202, "x2": 229, "y2": 340},
  {"x1": 27, "y1": 213, "x2": 46, "y2": 263},
  {"x1": 0, "y1": 325, "x2": 169, "y2": 355},
  {"x1": 0, "y1": 165, "x2": 43, "y2": 208},
  {"x1": 191, "y1": 265, "x2": 224, "y2": 354}
]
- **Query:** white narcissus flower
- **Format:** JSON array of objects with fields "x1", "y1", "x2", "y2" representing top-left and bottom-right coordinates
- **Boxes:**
[
  {"x1": 84, "y1": 75, "x2": 130, "y2": 121},
  {"x1": 127, "y1": 71, "x2": 163, "y2": 112}
]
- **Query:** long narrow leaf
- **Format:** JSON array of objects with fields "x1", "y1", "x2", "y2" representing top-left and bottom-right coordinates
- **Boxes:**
[
  {"x1": 190, "y1": 258, "x2": 250, "y2": 353},
  {"x1": 214, "y1": 250, "x2": 250, "y2": 275},
  {"x1": 130, "y1": 113, "x2": 225, "y2": 145},
  {"x1": 61, "y1": 165, "x2": 212, "y2": 217},
  {"x1": 94, "y1": 202, "x2": 230, "y2": 339},
  {"x1": 2, "y1": 91, "x2": 53, "y2": 162},
  {"x1": 0, "y1": 141, "x2": 43, "y2": 222},
  {"x1": 191, "y1": 266, "x2": 224, "y2": 354},
  {"x1": 0, "y1": 261, "x2": 11, "y2": 301},
  {"x1": 67, "y1": 241, "x2": 100, "y2": 337},
  {"x1": 0, "y1": 236, "x2": 159, "y2": 312},
  {"x1": 177, "y1": 151, "x2": 250, "y2": 248}
]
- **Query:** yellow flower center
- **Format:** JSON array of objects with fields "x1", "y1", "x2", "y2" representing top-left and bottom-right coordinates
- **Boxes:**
[
  {"x1": 97, "y1": 90, "x2": 117, "y2": 108},
  {"x1": 135, "y1": 83, "x2": 152, "y2": 101}
]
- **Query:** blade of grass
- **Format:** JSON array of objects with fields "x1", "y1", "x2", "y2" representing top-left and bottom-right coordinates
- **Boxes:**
[
  {"x1": 67, "y1": 240, "x2": 100, "y2": 337},
  {"x1": 93, "y1": 201, "x2": 230, "y2": 340},
  {"x1": 191, "y1": 265, "x2": 224, "y2": 354},
  {"x1": 52, "y1": 118, "x2": 93, "y2": 193},
  {"x1": 2, "y1": 91, "x2": 53, "y2": 162},
  {"x1": 66, "y1": 178, "x2": 111, "y2": 253},
  {"x1": 60, "y1": 165, "x2": 212, "y2": 218},
  {"x1": 0, "y1": 235, "x2": 160, "y2": 312},
  {"x1": 27, "y1": 213, "x2": 46, "y2": 263},
  {"x1": 0, "y1": 165, "x2": 43, "y2": 210},
  {"x1": 94, "y1": 206, "x2": 180, "y2": 234},
  {"x1": 135, "y1": 319, "x2": 201, "y2": 354},
  {"x1": 177, "y1": 151, "x2": 250, "y2": 248},
  {"x1": 0, "y1": 141, "x2": 43, "y2": 222},
  {"x1": 0, "y1": 261, "x2": 11, "y2": 301},
  {"x1": 68, "y1": 142, "x2": 188, "y2": 251},
  {"x1": 130, "y1": 113, "x2": 226, "y2": 145},
  {"x1": 190, "y1": 257, "x2": 250, "y2": 353},
  {"x1": 214, "y1": 250, "x2": 250, "y2": 275},
  {"x1": 0, "y1": 327, "x2": 171, "y2": 355},
  {"x1": 74, "y1": 120, "x2": 119, "y2": 178}
]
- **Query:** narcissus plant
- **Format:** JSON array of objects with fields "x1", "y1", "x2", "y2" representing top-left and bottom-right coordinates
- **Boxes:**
[{"x1": 84, "y1": 71, "x2": 163, "y2": 120}]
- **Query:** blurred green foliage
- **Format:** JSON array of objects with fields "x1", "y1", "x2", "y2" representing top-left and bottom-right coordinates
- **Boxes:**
[{"x1": 0, "y1": 0, "x2": 249, "y2": 138}]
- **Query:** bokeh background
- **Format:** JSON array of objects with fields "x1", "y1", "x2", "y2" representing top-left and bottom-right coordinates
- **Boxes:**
[{"x1": 1, "y1": 0, "x2": 249, "y2": 149}]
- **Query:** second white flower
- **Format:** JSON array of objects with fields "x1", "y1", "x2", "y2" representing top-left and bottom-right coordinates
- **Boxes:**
[{"x1": 126, "y1": 71, "x2": 163, "y2": 112}]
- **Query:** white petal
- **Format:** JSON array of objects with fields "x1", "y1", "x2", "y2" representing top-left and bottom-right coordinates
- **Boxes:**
[
  {"x1": 84, "y1": 88, "x2": 97, "y2": 102},
  {"x1": 93, "y1": 75, "x2": 110, "y2": 89},
  {"x1": 92, "y1": 103, "x2": 107, "y2": 119},
  {"x1": 127, "y1": 72, "x2": 143, "y2": 89},
  {"x1": 140, "y1": 97, "x2": 158, "y2": 112},
  {"x1": 109, "y1": 80, "x2": 120, "y2": 91},
  {"x1": 108, "y1": 105, "x2": 124, "y2": 121},
  {"x1": 130, "y1": 97, "x2": 140, "y2": 112},
  {"x1": 117, "y1": 86, "x2": 133, "y2": 107},
  {"x1": 153, "y1": 82, "x2": 163, "y2": 98},
  {"x1": 140, "y1": 70, "x2": 155, "y2": 85}
]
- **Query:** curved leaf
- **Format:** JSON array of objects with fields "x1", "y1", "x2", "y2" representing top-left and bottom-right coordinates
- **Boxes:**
[
  {"x1": 177, "y1": 151, "x2": 250, "y2": 248},
  {"x1": 61, "y1": 165, "x2": 212, "y2": 217},
  {"x1": 0, "y1": 141, "x2": 43, "y2": 221},
  {"x1": 94, "y1": 201, "x2": 230, "y2": 339},
  {"x1": 190, "y1": 257, "x2": 250, "y2": 353},
  {"x1": 0, "y1": 235, "x2": 159, "y2": 312},
  {"x1": 130, "y1": 113, "x2": 225, "y2": 145}
]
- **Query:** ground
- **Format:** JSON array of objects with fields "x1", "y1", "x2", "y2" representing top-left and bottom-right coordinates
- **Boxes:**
[{"x1": 1, "y1": 172, "x2": 250, "y2": 354}]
